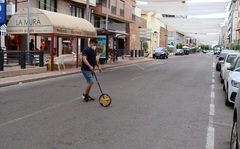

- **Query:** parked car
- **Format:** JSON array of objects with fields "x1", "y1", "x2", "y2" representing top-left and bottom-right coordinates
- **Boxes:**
[
  {"x1": 175, "y1": 49, "x2": 184, "y2": 55},
  {"x1": 214, "y1": 50, "x2": 220, "y2": 55},
  {"x1": 224, "y1": 56, "x2": 240, "y2": 106},
  {"x1": 230, "y1": 83, "x2": 240, "y2": 148},
  {"x1": 220, "y1": 53, "x2": 239, "y2": 83},
  {"x1": 153, "y1": 47, "x2": 168, "y2": 59},
  {"x1": 216, "y1": 50, "x2": 236, "y2": 71}
]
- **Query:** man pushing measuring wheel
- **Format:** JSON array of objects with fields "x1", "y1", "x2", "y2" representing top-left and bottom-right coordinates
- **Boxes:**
[{"x1": 81, "y1": 38, "x2": 111, "y2": 107}]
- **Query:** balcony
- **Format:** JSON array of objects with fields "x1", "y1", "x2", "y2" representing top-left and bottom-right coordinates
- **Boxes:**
[
  {"x1": 120, "y1": 9, "x2": 124, "y2": 17},
  {"x1": 111, "y1": 6, "x2": 116, "y2": 14}
]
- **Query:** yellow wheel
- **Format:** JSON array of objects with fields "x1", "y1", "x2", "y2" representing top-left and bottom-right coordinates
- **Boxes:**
[{"x1": 99, "y1": 93, "x2": 111, "y2": 107}]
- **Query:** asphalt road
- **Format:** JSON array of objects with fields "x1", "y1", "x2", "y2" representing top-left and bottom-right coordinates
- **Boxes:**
[{"x1": 0, "y1": 53, "x2": 233, "y2": 149}]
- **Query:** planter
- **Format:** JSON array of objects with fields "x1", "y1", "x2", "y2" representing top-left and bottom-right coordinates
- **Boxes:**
[{"x1": 144, "y1": 52, "x2": 149, "y2": 57}]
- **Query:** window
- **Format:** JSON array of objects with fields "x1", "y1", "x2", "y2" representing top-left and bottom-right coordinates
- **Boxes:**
[
  {"x1": 120, "y1": 0, "x2": 125, "y2": 9},
  {"x1": 94, "y1": 16, "x2": 101, "y2": 28},
  {"x1": 120, "y1": 0, "x2": 125, "y2": 17},
  {"x1": 112, "y1": 0, "x2": 116, "y2": 7},
  {"x1": 70, "y1": 5, "x2": 84, "y2": 18},
  {"x1": 111, "y1": 0, "x2": 116, "y2": 14},
  {"x1": 38, "y1": 0, "x2": 56, "y2": 12}
]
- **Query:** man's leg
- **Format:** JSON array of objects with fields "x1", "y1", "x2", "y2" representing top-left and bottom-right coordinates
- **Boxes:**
[{"x1": 84, "y1": 82, "x2": 93, "y2": 96}]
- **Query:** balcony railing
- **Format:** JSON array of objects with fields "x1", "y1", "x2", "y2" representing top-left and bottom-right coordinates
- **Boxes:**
[
  {"x1": 111, "y1": 6, "x2": 116, "y2": 14},
  {"x1": 120, "y1": 9, "x2": 124, "y2": 17}
]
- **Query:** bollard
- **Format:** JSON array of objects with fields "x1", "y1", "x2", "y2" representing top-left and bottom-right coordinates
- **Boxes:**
[
  {"x1": 130, "y1": 50, "x2": 133, "y2": 57},
  {"x1": 20, "y1": 51, "x2": 26, "y2": 69},
  {"x1": 0, "y1": 51, "x2": 3, "y2": 71},
  {"x1": 39, "y1": 51, "x2": 44, "y2": 67}
]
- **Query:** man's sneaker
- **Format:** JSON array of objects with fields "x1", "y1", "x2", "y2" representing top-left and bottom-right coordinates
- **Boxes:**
[
  {"x1": 87, "y1": 95, "x2": 95, "y2": 101},
  {"x1": 82, "y1": 94, "x2": 88, "y2": 102}
]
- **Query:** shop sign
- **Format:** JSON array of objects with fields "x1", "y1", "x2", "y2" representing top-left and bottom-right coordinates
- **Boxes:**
[{"x1": 0, "y1": 0, "x2": 6, "y2": 24}]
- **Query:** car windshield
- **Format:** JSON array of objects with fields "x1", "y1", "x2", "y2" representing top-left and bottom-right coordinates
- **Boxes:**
[
  {"x1": 176, "y1": 49, "x2": 182, "y2": 52},
  {"x1": 226, "y1": 55, "x2": 238, "y2": 63},
  {"x1": 155, "y1": 48, "x2": 164, "y2": 52}
]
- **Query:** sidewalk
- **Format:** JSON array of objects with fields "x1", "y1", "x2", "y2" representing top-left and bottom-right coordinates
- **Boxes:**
[{"x1": 0, "y1": 57, "x2": 154, "y2": 87}]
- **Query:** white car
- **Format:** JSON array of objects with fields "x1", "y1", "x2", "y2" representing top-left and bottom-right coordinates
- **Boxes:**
[
  {"x1": 230, "y1": 84, "x2": 240, "y2": 148},
  {"x1": 224, "y1": 56, "x2": 240, "y2": 106},
  {"x1": 221, "y1": 53, "x2": 240, "y2": 83}
]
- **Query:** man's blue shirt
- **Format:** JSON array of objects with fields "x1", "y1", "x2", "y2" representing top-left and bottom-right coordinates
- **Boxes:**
[{"x1": 81, "y1": 47, "x2": 96, "y2": 71}]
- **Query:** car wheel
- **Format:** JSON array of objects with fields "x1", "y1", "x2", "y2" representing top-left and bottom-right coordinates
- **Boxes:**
[
  {"x1": 216, "y1": 63, "x2": 220, "y2": 71},
  {"x1": 225, "y1": 88, "x2": 231, "y2": 106},
  {"x1": 221, "y1": 78, "x2": 224, "y2": 84},
  {"x1": 230, "y1": 117, "x2": 239, "y2": 149}
]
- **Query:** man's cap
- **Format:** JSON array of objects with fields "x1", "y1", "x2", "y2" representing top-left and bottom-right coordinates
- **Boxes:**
[{"x1": 90, "y1": 38, "x2": 98, "y2": 43}]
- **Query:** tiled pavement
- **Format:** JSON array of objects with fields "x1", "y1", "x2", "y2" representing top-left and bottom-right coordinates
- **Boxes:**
[{"x1": 0, "y1": 57, "x2": 154, "y2": 87}]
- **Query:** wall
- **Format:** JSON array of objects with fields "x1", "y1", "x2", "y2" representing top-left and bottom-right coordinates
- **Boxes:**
[{"x1": 126, "y1": 16, "x2": 146, "y2": 52}]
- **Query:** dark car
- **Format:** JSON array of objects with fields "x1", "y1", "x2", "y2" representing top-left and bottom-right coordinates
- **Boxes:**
[
  {"x1": 175, "y1": 49, "x2": 184, "y2": 55},
  {"x1": 153, "y1": 47, "x2": 168, "y2": 59},
  {"x1": 216, "y1": 50, "x2": 237, "y2": 71}
]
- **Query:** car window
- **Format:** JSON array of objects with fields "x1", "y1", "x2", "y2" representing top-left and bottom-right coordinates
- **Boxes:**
[
  {"x1": 234, "y1": 58, "x2": 240, "y2": 70},
  {"x1": 226, "y1": 55, "x2": 238, "y2": 63},
  {"x1": 155, "y1": 48, "x2": 163, "y2": 52}
]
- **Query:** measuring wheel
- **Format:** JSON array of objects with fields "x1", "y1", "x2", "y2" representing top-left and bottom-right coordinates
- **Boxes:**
[{"x1": 99, "y1": 93, "x2": 111, "y2": 107}]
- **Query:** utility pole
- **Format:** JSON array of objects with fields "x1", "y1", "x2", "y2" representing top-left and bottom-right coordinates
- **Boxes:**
[
  {"x1": 106, "y1": 0, "x2": 109, "y2": 30},
  {"x1": 27, "y1": 0, "x2": 30, "y2": 51},
  {"x1": 86, "y1": 0, "x2": 90, "y2": 21}
]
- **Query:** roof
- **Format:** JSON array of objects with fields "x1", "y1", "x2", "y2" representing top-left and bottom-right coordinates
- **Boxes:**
[{"x1": 7, "y1": 7, "x2": 97, "y2": 37}]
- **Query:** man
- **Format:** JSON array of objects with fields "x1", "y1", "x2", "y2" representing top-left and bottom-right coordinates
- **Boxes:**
[
  {"x1": 81, "y1": 38, "x2": 102, "y2": 102},
  {"x1": 29, "y1": 39, "x2": 34, "y2": 64}
]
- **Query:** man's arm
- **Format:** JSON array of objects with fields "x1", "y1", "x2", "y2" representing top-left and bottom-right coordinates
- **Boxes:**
[
  {"x1": 82, "y1": 55, "x2": 94, "y2": 72},
  {"x1": 96, "y1": 58, "x2": 102, "y2": 72}
]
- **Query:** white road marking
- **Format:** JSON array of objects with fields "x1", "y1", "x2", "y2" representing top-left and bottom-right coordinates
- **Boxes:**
[
  {"x1": 205, "y1": 63, "x2": 215, "y2": 149},
  {"x1": 212, "y1": 79, "x2": 215, "y2": 83},
  {"x1": 135, "y1": 64, "x2": 145, "y2": 70},
  {"x1": 213, "y1": 122, "x2": 232, "y2": 127},
  {"x1": 211, "y1": 92, "x2": 215, "y2": 99},
  {"x1": 211, "y1": 85, "x2": 215, "y2": 89},
  {"x1": 0, "y1": 97, "x2": 81, "y2": 128},
  {"x1": 209, "y1": 104, "x2": 215, "y2": 116},
  {"x1": 131, "y1": 75, "x2": 144, "y2": 81},
  {"x1": 206, "y1": 116, "x2": 215, "y2": 149}
]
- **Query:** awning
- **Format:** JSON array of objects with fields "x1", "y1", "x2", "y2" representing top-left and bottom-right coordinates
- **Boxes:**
[{"x1": 7, "y1": 7, "x2": 97, "y2": 37}]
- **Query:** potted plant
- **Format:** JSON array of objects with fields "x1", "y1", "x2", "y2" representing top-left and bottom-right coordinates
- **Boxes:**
[{"x1": 142, "y1": 41, "x2": 149, "y2": 57}]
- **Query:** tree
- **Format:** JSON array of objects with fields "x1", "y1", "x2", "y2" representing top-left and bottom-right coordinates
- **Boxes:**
[{"x1": 142, "y1": 41, "x2": 149, "y2": 52}]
